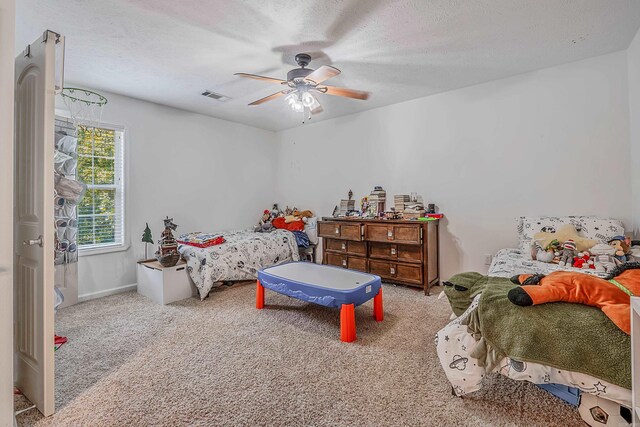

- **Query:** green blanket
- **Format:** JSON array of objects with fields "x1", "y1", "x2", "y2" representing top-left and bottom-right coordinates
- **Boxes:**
[{"x1": 446, "y1": 272, "x2": 631, "y2": 390}]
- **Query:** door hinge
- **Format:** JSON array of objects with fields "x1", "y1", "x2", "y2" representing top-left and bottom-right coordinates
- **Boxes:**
[{"x1": 42, "y1": 30, "x2": 62, "y2": 44}]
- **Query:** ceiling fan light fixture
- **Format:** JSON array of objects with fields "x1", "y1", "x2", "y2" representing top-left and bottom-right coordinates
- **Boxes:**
[
  {"x1": 292, "y1": 101, "x2": 304, "y2": 113},
  {"x1": 285, "y1": 93, "x2": 297, "y2": 105},
  {"x1": 236, "y1": 53, "x2": 369, "y2": 116},
  {"x1": 301, "y1": 91, "x2": 315, "y2": 107}
]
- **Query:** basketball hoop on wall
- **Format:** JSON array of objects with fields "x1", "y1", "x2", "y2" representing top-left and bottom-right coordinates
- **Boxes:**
[{"x1": 60, "y1": 87, "x2": 107, "y2": 128}]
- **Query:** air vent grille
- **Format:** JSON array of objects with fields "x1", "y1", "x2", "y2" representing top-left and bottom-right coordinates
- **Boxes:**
[{"x1": 201, "y1": 90, "x2": 231, "y2": 102}]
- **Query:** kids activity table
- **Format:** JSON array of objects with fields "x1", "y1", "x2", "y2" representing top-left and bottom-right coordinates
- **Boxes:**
[{"x1": 256, "y1": 262, "x2": 383, "y2": 342}]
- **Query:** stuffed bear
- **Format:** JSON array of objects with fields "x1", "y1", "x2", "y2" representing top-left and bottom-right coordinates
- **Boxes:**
[
  {"x1": 558, "y1": 240, "x2": 578, "y2": 267},
  {"x1": 589, "y1": 243, "x2": 620, "y2": 274},
  {"x1": 508, "y1": 263, "x2": 640, "y2": 334}
]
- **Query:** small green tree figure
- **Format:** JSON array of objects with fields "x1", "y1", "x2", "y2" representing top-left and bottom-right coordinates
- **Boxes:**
[{"x1": 142, "y1": 223, "x2": 154, "y2": 259}]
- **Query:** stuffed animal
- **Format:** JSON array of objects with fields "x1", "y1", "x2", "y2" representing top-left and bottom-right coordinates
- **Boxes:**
[
  {"x1": 541, "y1": 239, "x2": 562, "y2": 263},
  {"x1": 271, "y1": 204, "x2": 284, "y2": 219},
  {"x1": 254, "y1": 209, "x2": 274, "y2": 233},
  {"x1": 608, "y1": 236, "x2": 630, "y2": 263},
  {"x1": 531, "y1": 242, "x2": 554, "y2": 263},
  {"x1": 572, "y1": 252, "x2": 593, "y2": 269},
  {"x1": 589, "y1": 243, "x2": 620, "y2": 274},
  {"x1": 293, "y1": 209, "x2": 313, "y2": 219},
  {"x1": 508, "y1": 263, "x2": 640, "y2": 334},
  {"x1": 558, "y1": 240, "x2": 578, "y2": 267},
  {"x1": 533, "y1": 224, "x2": 597, "y2": 253}
]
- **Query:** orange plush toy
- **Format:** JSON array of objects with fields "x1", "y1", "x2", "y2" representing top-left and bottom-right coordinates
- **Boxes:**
[{"x1": 508, "y1": 263, "x2": 640, "y2": 334}]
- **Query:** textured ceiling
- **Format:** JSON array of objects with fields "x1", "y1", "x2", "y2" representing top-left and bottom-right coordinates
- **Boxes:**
[{"x1": 16, "y1": 0, "x2": 640, "y2": 131}]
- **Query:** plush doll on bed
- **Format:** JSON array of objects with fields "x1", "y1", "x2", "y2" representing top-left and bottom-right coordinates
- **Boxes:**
[
  {"x1": 608, "y1": 236, "x2": 631, "y2": 263},
  {"x1": 589, "y1": 243, "x2": 620, "y2": 274},
  {"x1": 254, "y1": 210, "x2": 274, "y2": 233},
  {"x1": 558, "y1": 240, "x2": 578, "y2": 267},
  {"x1": 508, "y1": 263, "x2": 640, "y2": 334},
  {"x1": 572, "y1": 251, "x2": 593, "y2": 269}
]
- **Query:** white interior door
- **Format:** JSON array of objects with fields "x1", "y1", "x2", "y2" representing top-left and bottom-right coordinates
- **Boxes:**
[{"x1": 14, "y1": 31, "x2": 60, "y2": 417}]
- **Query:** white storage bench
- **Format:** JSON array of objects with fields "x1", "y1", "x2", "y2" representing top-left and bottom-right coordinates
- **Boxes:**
[{"x1": 137, "y1": 259, "x2": 197, "y2": 304}]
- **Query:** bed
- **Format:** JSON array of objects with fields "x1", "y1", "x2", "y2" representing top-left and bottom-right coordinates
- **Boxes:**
[
  {"x1": 435, "y1": 216, "x2": 633, "y2": 411},
  {"x1": 178, "y1": 229, "x2": 300, "y2": 300}
]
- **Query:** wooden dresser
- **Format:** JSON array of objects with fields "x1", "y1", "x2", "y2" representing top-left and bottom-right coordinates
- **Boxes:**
[{"x1": 318, "y1": 218, "x2": 439, "y2": 294}]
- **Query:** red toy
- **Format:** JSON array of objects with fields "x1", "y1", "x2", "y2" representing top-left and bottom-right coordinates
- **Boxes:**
[{"x1": 572, "y1": 252, "x2": 594, "y2": 269}]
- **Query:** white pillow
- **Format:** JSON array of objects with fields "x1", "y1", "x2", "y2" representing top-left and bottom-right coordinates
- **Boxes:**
[
  {"x1": 517, "y1": 216, "x2": 624, "y2": 258},
  {"x1": 304, "y1": 217, "x2": 318, "y2": 245}
]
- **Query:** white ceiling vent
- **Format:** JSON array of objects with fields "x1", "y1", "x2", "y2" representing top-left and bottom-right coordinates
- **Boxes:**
[{"x1": 201, "y1": 90, "x2": 231, "y2": 102}]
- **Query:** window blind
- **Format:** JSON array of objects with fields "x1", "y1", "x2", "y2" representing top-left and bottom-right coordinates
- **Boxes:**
[{"x1": 76, "y1": 125, "x2": 125, "y2": 250}]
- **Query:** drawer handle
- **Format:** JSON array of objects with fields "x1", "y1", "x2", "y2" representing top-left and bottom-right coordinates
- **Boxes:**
[
  {"x1": 341, "y1": 243, "x2": 346, "y2": 250},
  {"x1": 342, "y1": 260, "x2": 347, "y2": 267},
  {"x1": 387, "y1": 230, "x2": 393, "y2": 238},
  {"x1": 390, "y1": 267, "x2": 396, "y2": 275},
  {"x1": 335, "y1": 227, "x2": 340, "y2": 234},
  {"x1": 390, "y1": 248, "x2": 397, "y2": 255},
  {"x1": 176, "y1": 267, "x2": 185, "y2": 271}
]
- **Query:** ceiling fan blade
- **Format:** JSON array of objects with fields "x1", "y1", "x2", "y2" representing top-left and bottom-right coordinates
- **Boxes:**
[
  {"x1": 248, "y1": 90, "x2": 291, "y2": 106},
  {"x1": 234, "y1": 73, "x2": 287, "y2": 84},
  {"x1": 304, "y1": 65, "x2": 341, "y2": 85},
  {"x1": 319, "y1": 85, "x2": 370, "y2": 100}
]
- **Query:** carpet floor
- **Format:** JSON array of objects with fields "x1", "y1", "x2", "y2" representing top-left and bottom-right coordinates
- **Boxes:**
[{"x1": 16, "y1": 282, "x2": 585, "y2": 426}]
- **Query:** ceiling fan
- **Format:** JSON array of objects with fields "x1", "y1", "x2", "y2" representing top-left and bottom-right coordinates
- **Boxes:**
[{"x1": 235, "y1": 53, "x2": 370, "y2": 117}]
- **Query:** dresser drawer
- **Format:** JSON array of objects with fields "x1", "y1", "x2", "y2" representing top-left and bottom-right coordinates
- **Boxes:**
[
  {"x1": 324, "y1": 253, "x2": 367, "y2": 273},
  {"x1": 325, "y1": 238, "x2": 347, "y2": 253},
  {"x1": 347, "y1": 256, "x2": 367, "y2": 272},
  {"x1": 318, "y1": 221, "x2": 362, "y2": 241},
  {"x1": 369, "y1": 242, "x2": 422, "y2": 264},
  {"x1": 368, "y1": 260, "x2": 423, "y2": 285},
  {"x1": 324, "y1": 238, "x2": 367, "y2": 256},
  {"x1": 364, "y1": 223, "x2": 421, "y2": 245}
]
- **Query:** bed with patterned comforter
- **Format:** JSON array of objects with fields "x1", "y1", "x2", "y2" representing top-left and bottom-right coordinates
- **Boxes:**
[
  {"x1": 436, "y1": 215, "x2": 634, "y2": 410},
  {"x1": 178, "y1": 229, "x2": 299, "y2": 299}
]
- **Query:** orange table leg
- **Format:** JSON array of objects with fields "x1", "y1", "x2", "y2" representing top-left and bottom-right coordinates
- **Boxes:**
[
  {"x1": 373, "y1": 288, "x2": 384, "y2": 322},
  {"x1": 340, "y1": 303, "x2": 356, "y2": 342},
  {"x1": 256, "y1": 280, "x2": 265, "y2": 309}
]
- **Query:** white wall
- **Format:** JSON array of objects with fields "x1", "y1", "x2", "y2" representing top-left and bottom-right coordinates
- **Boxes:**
[
  {"x1": 275, "y1": 51, "x2": 632, "y2": 280},
  {"x1": 0, "y1": 0, "x2": 15, "y2": 424},
  {"x1": 63, "y1": 91, "x2": 278, "y2": 298},
  {"x1": 629, "y1": 28, "x2": 640, "y2": 236}
]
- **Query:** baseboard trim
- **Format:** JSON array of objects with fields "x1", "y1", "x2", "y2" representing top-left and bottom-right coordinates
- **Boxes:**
[{"x1": 78, "y1": 283, "x2": 137, "y2": 303}]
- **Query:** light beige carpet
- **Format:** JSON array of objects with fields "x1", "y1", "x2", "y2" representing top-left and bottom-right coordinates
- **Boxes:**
[{"x1": 16, "y1": 283, "x2": 584, "y2": 426}]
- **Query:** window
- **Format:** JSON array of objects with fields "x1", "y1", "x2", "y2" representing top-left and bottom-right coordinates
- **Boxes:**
[{"x1": 76, "y1": 124, "x2": 125, "y2": 251}]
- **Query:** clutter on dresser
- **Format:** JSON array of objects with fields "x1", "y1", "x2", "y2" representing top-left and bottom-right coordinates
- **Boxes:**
[
  {"x1": 334, "y1": 190, "x2": 356, "y2": 217},
  {"x1": 156, "y1": 217, "x2": 180, "y2": 267},
  {"x1": 367, "y1": 186, "x2": 386, "y2": 217}
]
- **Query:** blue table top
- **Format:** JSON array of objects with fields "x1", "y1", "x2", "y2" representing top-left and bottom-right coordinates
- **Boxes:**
[{"x1": 258, "y1": 262, "x2": 382, "y2": 308}]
